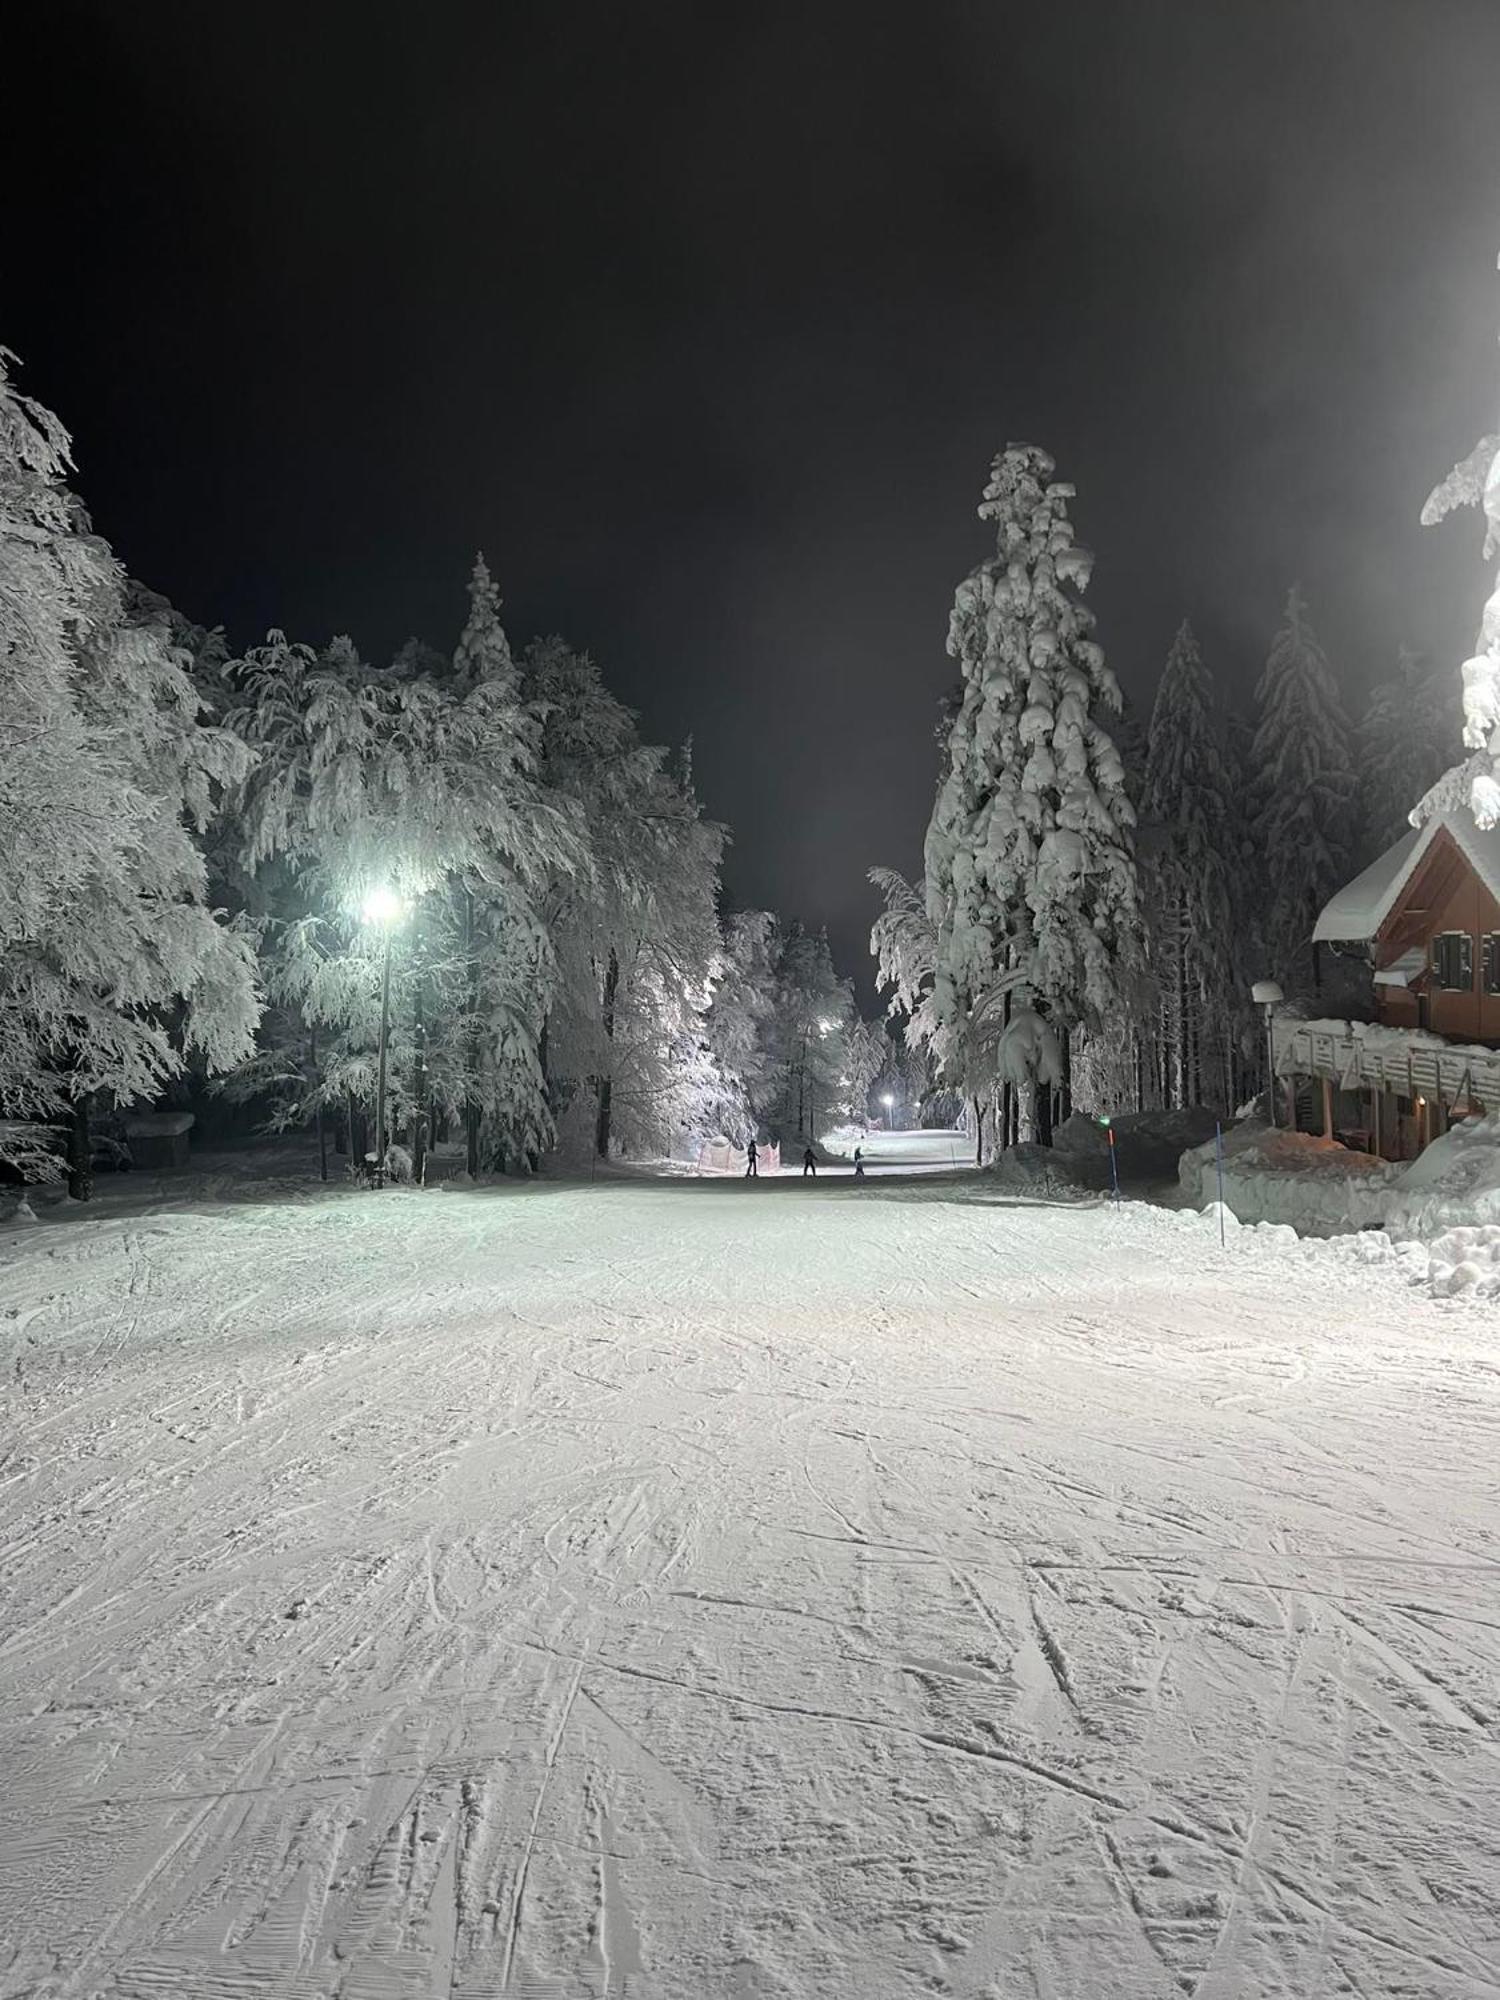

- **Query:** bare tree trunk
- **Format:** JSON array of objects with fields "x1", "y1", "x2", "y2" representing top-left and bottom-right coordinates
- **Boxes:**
[
  {"x1": 311, "y1": 1027, "x2": 327, "y2": 1182},
  {"x1": 1033, "y1": 1075, "x2": 1054, "y2": 1147},
  {"x1": 66, "y1": 1092, "x2": 92, "y2": 1202},
  {"x1": 972, "y1": 1094, "x2": 984, "y2": 1168},
  {"x1": 595, "y1": 946, "x2": 620, "y2": 1160},
  {"x1": 410, "y1": 939, "x2": 427, "y2": 1187},
  {"x1": 465, "y1": 890, "x2": 481, "y2": 1179}
]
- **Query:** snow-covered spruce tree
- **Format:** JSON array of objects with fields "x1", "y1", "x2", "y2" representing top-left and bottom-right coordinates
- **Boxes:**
[
  {"x1": 1142, "y1": 620, "x2": 1236, "y2": 1109},
  {"x1": 1358, "y1": 647, "x2": 1454, "y2": 857},
  {"x1": 838, "y1": 1017, "x2": 890, "y2": 1127},
  {"x1": 0, "y1": 349, "x2": 259, "y2": 1191},
  {"x1": 1251, "y1": 586, "x2": 1354, "y2": 989},
  {"x1": 762, "y1": 926, "x2": 854, "y2": 1144},
  {"x1": 702, "y1": 909, "x2": 780, "y2": 1141},
  {"x1": 524, "y1": 638, "x2": 726, "y2": 1161},
  {"x1": 922, "y1": 444, "x2": 1137, "y2": 1150},
  {"x1": 1419, "y1": 376, "x2": 1500, "y2": 828},
  {"x1": 450, "y1": 552, "x2": 515, "y2": 694}
]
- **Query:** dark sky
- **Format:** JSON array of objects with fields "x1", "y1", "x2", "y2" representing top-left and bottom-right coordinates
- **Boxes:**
[{"x1": 8, "y1": 1, "x2": 1500, "y2": 997}]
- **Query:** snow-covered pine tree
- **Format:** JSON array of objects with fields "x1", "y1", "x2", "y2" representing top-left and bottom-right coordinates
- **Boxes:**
[
  {"x1": 0, "y1": 350, "x2": 259, "y2": 1190},
  {"x1": 523, "y1": 637, "x2": 725, "y2": 1161},
  {"x1": 922, "y1": 443, "x2": 1137, "y2": 1147},
  {"x1": 450, "y1": 554, "x2": 515, "y2": 693},
  {"x1": 703, "y1": 909, "x2": 780, "y2": 1140},
  {"x1": 1142, "y1": 620, "x2": 1236, "y2": 1109},
  {"x1": 1251, "y1": 585, "x2": 1355, "y2": 989},
  {"x1": 838, "y1": 1018, "x2": 890, "y2": 1127},
  {"x1": 1419, "y1": 371, "x2": 1500, "y2": 827},
  {"x1": 1358, "y1": 647, "x2": 1455, "y2": 857},
  {"x1": 763, "y1": 927, "x2": 854, "y2": 1144}
]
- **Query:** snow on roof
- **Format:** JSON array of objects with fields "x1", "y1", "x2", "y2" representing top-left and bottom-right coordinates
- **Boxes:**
[
  {"x1": 1312, "y1": 826, "x2": 1421, "y2": 942},
  {"x1": 1372, "y1": 948, "x2": 1425, "y2": 988},
  {"x1": 1313, "y1": 813, "x2": 1500, "y2": 943}
]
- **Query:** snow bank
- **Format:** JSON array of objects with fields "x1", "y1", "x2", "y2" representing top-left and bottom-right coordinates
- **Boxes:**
[
  {"x1": 1382, "y1": 1109, "x2": 1500, "y2": 1237},
  {"x1": 1370, "y1": 1112, "x2": 1500, "y2": 1296},
  {"x1": 1179, "y1": 1106, "x2": 1500, "y2": 1299},
  {"x1": 1178, "y1": 1121, "x2": 1397, "y2": 1236},
  {"x1": 987, "y1": 1142, "x2": 1097, "y2": 1199}
]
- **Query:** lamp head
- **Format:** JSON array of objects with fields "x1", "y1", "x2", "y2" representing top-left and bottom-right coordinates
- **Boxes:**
[{"x1": 361, "y1": 884, "x2": 405, "y2": 927}]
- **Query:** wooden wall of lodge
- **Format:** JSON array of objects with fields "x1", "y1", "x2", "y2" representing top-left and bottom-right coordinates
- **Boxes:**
[{"x1": 1372, "y1": 826, "x2": 1500, "y2": 1045}]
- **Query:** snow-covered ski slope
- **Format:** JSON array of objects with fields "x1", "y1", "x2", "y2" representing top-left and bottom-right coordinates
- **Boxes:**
[{"x1": 1, "y1": 1167, "x2": 1497, "y2": 1998}]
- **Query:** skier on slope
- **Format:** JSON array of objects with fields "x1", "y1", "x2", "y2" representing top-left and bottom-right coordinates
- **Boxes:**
[
  {"x1": 745, "y1": 1137, "x2": 759, "y2": 1179},
  {"x1": 802, "y1": 1145, "x2": 817, "y2": 1177}
]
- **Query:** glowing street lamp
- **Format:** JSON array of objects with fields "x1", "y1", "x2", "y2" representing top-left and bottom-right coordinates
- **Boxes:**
[
  {"x1": 361, "y1": 885, "x2": 407, "y2": 1181},
  {"x1": 881, "y1": 1090, "x2": 895, "y2": 1129},
  {"x1": 361, "y1": 884, "x2": 405, "y2": 927}
]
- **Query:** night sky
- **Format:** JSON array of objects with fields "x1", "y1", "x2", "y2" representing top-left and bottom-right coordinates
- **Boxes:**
[{"x1": 8, "y1": 2, "x2": 1500, "y2": 995}]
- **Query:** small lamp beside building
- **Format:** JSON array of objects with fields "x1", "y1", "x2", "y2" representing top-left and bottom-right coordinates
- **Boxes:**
[{"x1": 1251, "y1": 980, "x2": 1284, "y2": 1128}]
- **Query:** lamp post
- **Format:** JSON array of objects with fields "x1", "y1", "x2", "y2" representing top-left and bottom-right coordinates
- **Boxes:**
[
  {"x1": 1252, "y1": 979, "x2": 1284, "y2": 1129},
  {"x1": 881, "y1": 1090, "x2": 895, "y2": 1130},
  {"x1": 361, "y1": 885, "x2": 406, "y2": 1182}
]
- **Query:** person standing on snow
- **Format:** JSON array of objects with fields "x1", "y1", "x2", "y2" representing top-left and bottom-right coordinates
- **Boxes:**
[
  {"x1": 802, "y1": 1145, "x2": 817, "y2": 1177},
  {"x1": 853, "y1": 1146, "x2": 865, "y2": 1180},
  {"x1": 745, "y1": 1138, "x2": 759, "y2": 1178}
]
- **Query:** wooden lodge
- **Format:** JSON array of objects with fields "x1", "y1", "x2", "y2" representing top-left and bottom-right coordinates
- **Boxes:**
[{"x1": 1274, "y1": 811, "x2": 1500, "y2": 1160}]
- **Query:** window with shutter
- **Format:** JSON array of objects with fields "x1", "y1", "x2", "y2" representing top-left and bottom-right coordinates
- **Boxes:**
[{"x1": 1432, "y1": 931, "x2": 1475, "y2": 991}]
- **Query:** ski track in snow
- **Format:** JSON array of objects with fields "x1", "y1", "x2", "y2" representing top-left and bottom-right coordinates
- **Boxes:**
[{"x1": 0, "y1": 1168, "x2": 1497, "y2": 1997}]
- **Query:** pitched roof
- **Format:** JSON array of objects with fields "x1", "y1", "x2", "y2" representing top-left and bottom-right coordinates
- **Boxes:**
[{"x1": 1313, "y1": 813, "x2": 1500, "y2": 944}]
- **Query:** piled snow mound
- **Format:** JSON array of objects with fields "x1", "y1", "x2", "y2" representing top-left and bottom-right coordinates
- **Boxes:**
[
  {"x1": 1382, "y1": 1110, "x2": 1500, "y2": 1238},
  {"x1": 1376, "y1": 1113, "x2": 1500, "y2": 1297},
  {"x1": 1327, "y1": 1224, "x2": 1500, "y2": 1298},
  {"x1": 1179, "y1": 1108, "x2": 1500, "y2": 1297},
  {"x1": 1056, "y1": 1107, "x2": 1220, "y2": 1183},
  {"x1": 1178, "y1": 1120, "x2": 1397, "y2": 1235},
  {"x1": 1422, "y1": 1225, "x2": 1500, "y2": 1297}
]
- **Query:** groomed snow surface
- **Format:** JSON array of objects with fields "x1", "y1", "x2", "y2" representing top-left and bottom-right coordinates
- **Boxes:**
[{"x1": 2, "y1": 1162, "x2": 1498, "y2": 1998}]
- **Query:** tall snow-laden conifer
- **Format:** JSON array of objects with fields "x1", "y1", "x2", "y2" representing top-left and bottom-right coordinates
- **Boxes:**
[
  {"x1": 922, "y1": 443, "x2": 1137, "y2": 1144},
  {"x1": 523, "y1": 638, "x2": 726, "y2": 1160},
  {"x1": 1142, "y1": 620, "x2": 1235, "y2": 1107},
  {"x1": 702, "y1": 910, "x2": 780, "y2": 1141},
  {"x1": 0, "y1": 349, "x2": 259, "y2": 1190},
  {"x1": 1419, "y1": 331, "x2": 1500, "y2": 826},
  {"x1": 1251, "y1": 586, "x2": 1354, "y2": 985},
  {"x1": 1357, "y1": 646, "x2": 1454, "y2": 856},
  {"x1": 451, "y1": 554, "x2": 514, "y2": 693}
]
